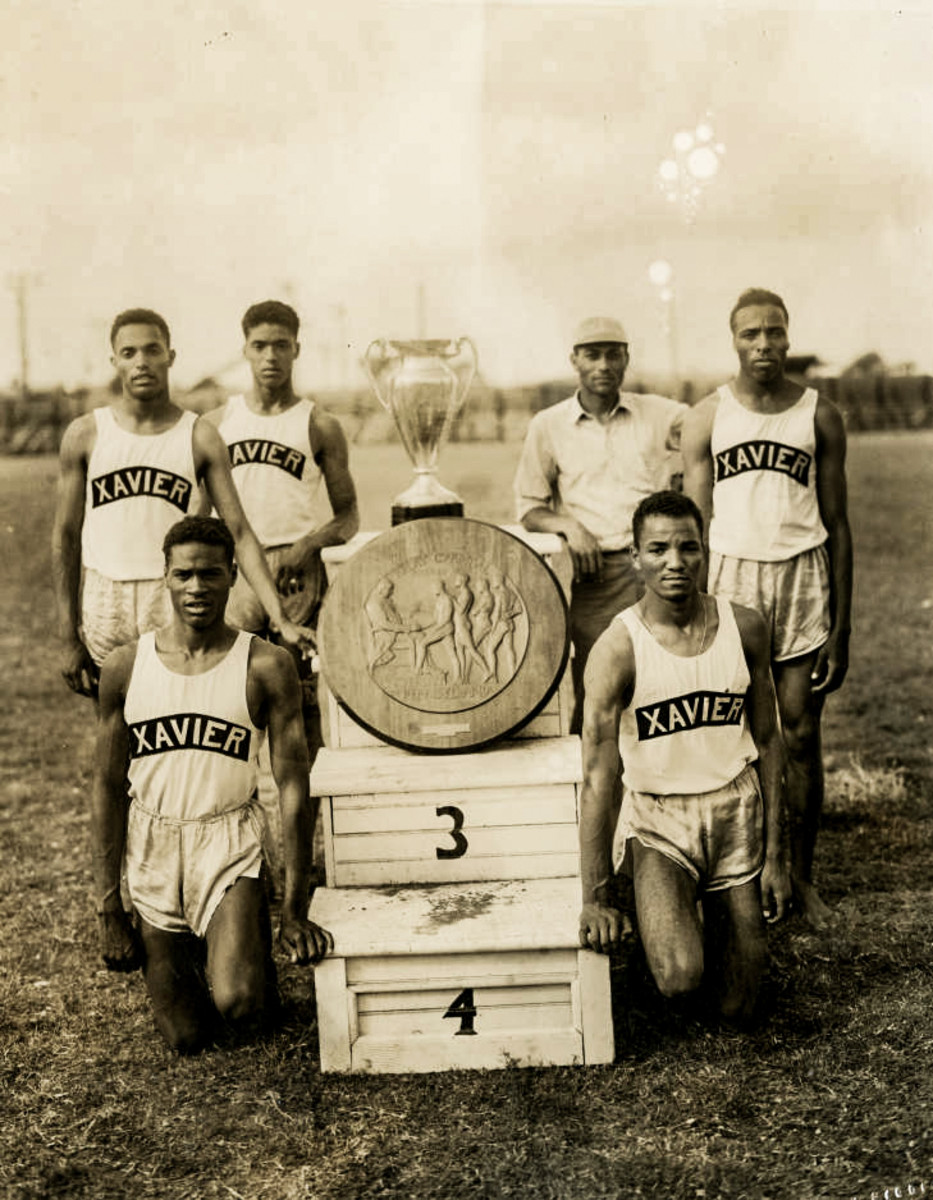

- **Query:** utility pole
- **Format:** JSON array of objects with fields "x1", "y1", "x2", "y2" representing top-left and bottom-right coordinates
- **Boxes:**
[{"x1": 8, "y1": 273, "x2": 33, "y2": 400}]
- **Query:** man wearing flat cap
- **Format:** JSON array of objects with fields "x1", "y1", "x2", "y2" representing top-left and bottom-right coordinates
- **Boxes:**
[{"x1": 514, "y1": 316, "x2": 685, "y2": 731}]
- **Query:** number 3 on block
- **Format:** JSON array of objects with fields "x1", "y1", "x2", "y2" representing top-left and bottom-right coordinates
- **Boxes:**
[
  {"x1": 444, "y1": 987, "x2": 478, "y2": 1035},
  {"x1": 435, "y1": 805, "x2": 468, "y2": 859}
]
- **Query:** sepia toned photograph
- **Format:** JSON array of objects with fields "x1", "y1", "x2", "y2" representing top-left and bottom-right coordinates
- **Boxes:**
[{"x1": 2, "y1": 1, "x2": 932, "y2": 1197}]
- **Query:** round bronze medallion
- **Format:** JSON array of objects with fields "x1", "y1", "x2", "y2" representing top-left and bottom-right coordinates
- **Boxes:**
[{"x1": 318, "y1": 519, "x2": 569, "y2": 752}]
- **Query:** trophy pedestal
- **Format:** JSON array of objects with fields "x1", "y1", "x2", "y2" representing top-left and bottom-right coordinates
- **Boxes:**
[{"x1": 390, "y1": 472, "x2": 464, "y2": 526}]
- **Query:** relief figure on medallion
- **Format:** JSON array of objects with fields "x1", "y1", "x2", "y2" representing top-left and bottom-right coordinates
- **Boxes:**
[
  {"x1": 482, "y1": 571, "x2": 523, "y2": 682},
  {"x1": 364, "y1": 577, "x2": 410, "y2": 670},
  {"x1": 410, "y1": 579, "x2": 458, "y2": 677},
  {"x1": 450, "y1": 574, "x2": 492, "y2": 683}
]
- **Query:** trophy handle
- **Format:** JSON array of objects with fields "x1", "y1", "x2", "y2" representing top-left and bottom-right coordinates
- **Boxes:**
[
  {"x1": 447, "y1": 337, "x2": 478, "y2": 418},
  {"x1": 363, "y1": 339, "x2": 392, "y2": 412}
]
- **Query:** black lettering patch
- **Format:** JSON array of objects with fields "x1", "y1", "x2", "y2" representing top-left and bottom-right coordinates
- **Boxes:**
[
  {"x1": 635, "y1": 691, "x2": 745, "y2": 741},
  {"x1": 91, "y1": 467, "x2": 192, "y2": 511},
  {"x1": 128, "y1": 713, "x2": 252, "y2": 760},
  {"x1": 714, "y1": 440, "x2": 811, "y2": 487},
  {"x1": 228, "y1": 439, "x2": 305, "y2": 480}
]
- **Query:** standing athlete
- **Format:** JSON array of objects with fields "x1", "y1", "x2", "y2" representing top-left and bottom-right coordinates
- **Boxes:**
[
  {"x1": 206, "y1": 300, "x2": 359, "y2": 883},
  {"x1": 52, "y1": 308, "x2": 313, "y2": 700},
  {"x1": 207, "y1": 300, "x2": 358, "y2": 672},
  {"x1": 682, "y1": 289, "x2": 852, "y2": 927},
  {"x1": 91, "y1": 516, "x2": 332, "y2": 1054},
  {"x1": 579, "y1": 491, "x2": 790, "y2": 1027},
  {"x1": 514, "y1": 316, "x2": 684, "y2": 731}
]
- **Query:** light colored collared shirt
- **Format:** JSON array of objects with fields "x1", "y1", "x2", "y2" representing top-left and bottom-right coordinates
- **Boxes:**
[{"x1": 514, "y1": 391, "x2": 685, "y2": 551}]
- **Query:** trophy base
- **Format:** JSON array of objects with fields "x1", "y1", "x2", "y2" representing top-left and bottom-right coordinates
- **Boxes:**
[
  {"x1": 391, "y1": 499, "x2": 464, "y2": 526},
  {"x1": 390, "y1": 474, "x2": 464, "y2": 526}
]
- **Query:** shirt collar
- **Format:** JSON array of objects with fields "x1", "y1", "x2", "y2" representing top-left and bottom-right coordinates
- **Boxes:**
[{"x1": 571, "y1": 390, "x2": 633, "y2": 423}]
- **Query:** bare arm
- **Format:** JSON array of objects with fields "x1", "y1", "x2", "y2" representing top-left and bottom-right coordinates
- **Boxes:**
[
  {"x1": 514, "y1": 414, "x2": 603, "y2": 579},
  {"x1": 736, "y1": 604, "x2": 791, "y2": 923},
  {"x1": 681, "y1": 397, "x2": 717, "y2": 589},
  {"x1": 193, "y1": 419, "x2": 313, "y2": 651},
  {"x1": 51, "y1": 416, "x2": 99, "y2": 697},
  {"x1": 254, "y1": 643, "x2": 333, "y2": 964},
  {"x1": 513, "y1": 424, "x2": 599, "y2": 578},
  {"x1": 275, "y1": 409, "x2": 360, "y2": 583},
  {"x1": 812, "y1": 397, "x2": 853, "y2": 694},
  {"x1": 90, "y1": 645, "x2": 142, "y2": 969},
  {"x1": 578, "y1": 623, "x2": 635, "y2": 952}
]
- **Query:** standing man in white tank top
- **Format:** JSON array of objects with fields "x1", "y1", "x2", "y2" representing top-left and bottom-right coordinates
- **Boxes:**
[
  {"x1": 206, "y1": 301, "x2": 359, "y2": 888},
  {"x1": 206, "y1": 299, "x2": 358, "y2": 734},
  {"x1": 579, "y1": 492, "x2": 790, "y2": 1029},
  {"x1": 681, "y1": 289, "x2": 853, "y2": 928},
  {"x1": 91, "y1": 516, "x2": 332, "y2": 1054},
  {"x1": 52, "y1": 308, "x2": 315, "y2": 701}
]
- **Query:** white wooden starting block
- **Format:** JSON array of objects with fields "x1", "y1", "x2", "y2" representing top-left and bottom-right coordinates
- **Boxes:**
[
  {"x1": 310, "y1": 878, "x2": 612, "y2": 1073},
  {"x1": 312, "y1": 737, "x2": 582, "y2": 887},
  {"x1": 308, "y1": 526, "x2": 613, "y2": 1074}
]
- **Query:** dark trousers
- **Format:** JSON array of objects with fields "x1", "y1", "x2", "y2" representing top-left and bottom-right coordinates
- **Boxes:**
[{"x1": 569, "y1": 551, "x2": 643, "y2": 734}]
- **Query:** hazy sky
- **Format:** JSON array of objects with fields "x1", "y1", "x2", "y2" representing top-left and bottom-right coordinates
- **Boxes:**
[{"x1": 3, "y1": 0, "x2": 932, "y2": 391}]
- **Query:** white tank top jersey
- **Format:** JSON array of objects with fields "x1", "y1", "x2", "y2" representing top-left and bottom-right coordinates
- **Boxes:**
[
  {"x1": 124, "y1": 631, "x2": 263, "y2": 822},
  {"x1": 82, "y1": 408, "x2": 199, "y2": 581},
  {"x1": 217, "y1": 395, "x2": 322, "y2": 548},
  {"x1": 708, "y1": 385, "x2": 828, "y2": 562},
  {"x1": 616, "y1": 597, "x2": 758, "y2": 795}
]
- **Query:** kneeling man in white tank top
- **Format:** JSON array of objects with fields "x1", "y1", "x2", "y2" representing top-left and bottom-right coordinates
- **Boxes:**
[
  {"x1": 90, "y1": 516, "x2": 332, "y2": 1054},
  {"x1": 579, "y1": 491, "x2": 791, "y2": 1029}
]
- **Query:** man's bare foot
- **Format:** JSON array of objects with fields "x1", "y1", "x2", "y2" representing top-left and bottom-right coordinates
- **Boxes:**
[{"x1": 793, "y1": 878, "x2": 833, "y2": 929}]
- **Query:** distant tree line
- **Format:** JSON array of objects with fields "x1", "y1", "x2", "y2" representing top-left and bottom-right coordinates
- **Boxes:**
[{"x1": 2, "y1": 372, "x2": 932, "y2": 455}]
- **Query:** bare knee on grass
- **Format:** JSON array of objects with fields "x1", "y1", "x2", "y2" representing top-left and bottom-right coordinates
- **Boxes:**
[
  {"x1": 705, "y1": 881, "x2": 768, "y2": 1024},
  {"x1": 205, "y1": 877, "x2": 274, "y2": 1033},
  {"x1": 631, "y1": 842, "x2": 705, "y2": 1000},
  {"x1": 139, "y1": 921, "x2": 215, "y2": 1055}
]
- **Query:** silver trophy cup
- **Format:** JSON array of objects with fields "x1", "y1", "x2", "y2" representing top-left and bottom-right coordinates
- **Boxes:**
[{"x1": 364, "y1": 337, "x2": 477, "y2": 525}]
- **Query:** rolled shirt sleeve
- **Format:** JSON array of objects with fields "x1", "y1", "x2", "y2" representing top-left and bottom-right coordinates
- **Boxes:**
[
  {"x1": 514, "y1": 412, "x2": 558, "y2": 521},
  {"x1": 514, "y1": 392, "x2": 687, "y2": 547}
]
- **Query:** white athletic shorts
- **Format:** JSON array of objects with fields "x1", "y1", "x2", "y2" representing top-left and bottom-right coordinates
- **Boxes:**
[
  {"x1": 709, "y1": 545, "x2": 831, "y2": 663},
  {"x1": 125, "y1": 798, "x2": 265, "y2": 938},
  {"x1": 613, "y1": 762, "x2": 764, "y2": 892},
  {"x1": 81, "y1": 569, "x2": 173, "y2": 667},
  {"x1": 226, "y1": 544, "x2": 326, "y2": 634}
]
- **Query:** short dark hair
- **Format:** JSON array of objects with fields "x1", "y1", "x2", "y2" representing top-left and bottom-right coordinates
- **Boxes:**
[
  {"x1": 162, "y1": 516, "x2": 235, "y2": 568},
  {"x1": 110, "y1": 308, "x2": 171, "y2": 348},
  {"x1": 241, "y1": 300, "x2": 300, "y2": 339},
  {"x1": 729, "y1": 288, "x2": 788, "y2": 332},
  {"x1": 632, "y1": 490, "x2": 704, "y2": 548}
]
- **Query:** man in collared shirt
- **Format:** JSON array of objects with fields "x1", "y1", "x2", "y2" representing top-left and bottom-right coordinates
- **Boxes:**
[{"x1": 514, "y1": 316, "x2": 685, "y2": 731}]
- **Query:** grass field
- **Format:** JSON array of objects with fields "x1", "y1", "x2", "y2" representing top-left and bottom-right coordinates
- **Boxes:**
[{"x1": 1, "y1": 433, "x2": 932, "y2": 1200}]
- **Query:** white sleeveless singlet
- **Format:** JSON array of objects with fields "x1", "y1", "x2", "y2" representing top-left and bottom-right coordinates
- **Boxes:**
[
  {"x1": 124, "y1": 630, "x2": 263, "y2": 822},
  {"x1": 709, "y1": 385, "x2": 827, "y2": 562},
  {"x1": 82, "y1": 407, "x2": 199, "y2": 581},
  {"x1": 617, "y1": 597, "x2": 758, "y2": 795},
  {"x1": 217, "y1": 395, "x2": 322, "y2": 548}
]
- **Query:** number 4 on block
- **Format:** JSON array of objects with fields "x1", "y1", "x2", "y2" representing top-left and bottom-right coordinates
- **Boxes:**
[{"x1": 444, "y1": 988, "x2": 478, "y2": 1035}]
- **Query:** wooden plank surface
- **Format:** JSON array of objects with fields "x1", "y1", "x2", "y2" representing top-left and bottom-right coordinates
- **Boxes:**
[
  {"x1": 331, "y1": 854, "x2": 579, "y2": 887},
  {"x1": 347, "y1": 957, "x2": 578, "y2": 990},
  {"x1": 356, "y1": 982, "x2": 573, "y2": 1037},
  {"x1": 332, "y1": 784, "x2": 575, "y2": 824},
  {"x1": 577, "y1": 948, "x2": 615, "y2": 1065},
  {"x1": 310, "y1": 736, "x2": 582, "y2": 797},
  {"x1": 309, "y1": 877, "x2": 584, "y2": 956},
  {"x1": 333, "y1": 823, "x2": 576, "y2": 863},
  {"x1": 314, "y1": 956, "x2": 353, "y2": 1073},
  {"x1": 349, "y1": 1031, "x2": 583, "y2": 1073}
]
